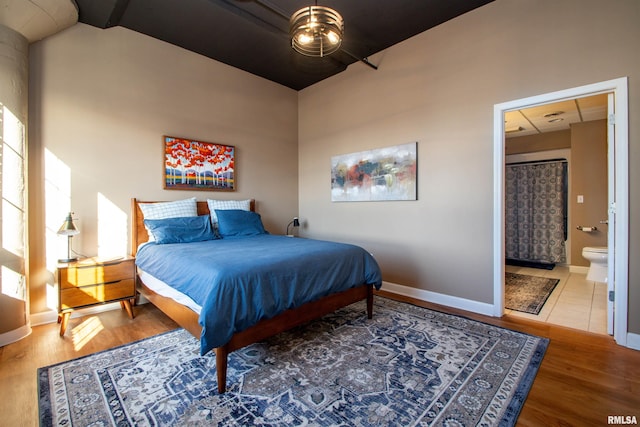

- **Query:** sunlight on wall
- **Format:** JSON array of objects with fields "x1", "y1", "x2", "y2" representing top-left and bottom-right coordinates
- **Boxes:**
[
  {"x1": 46, "y1": 282, "x2": 57, "y2": 311},
  {"x1": 44, "y1": 148, "x2": 72, "y2": 272},
  {"x1": 97, "y1": 193, "x2": 128, "y2": 257},
  {"x1": 44, "y1": 148, "x2": 73, "y2": 311},
  {"x1": 71, "y1": 316, "x2": 104, "y2": 351}
]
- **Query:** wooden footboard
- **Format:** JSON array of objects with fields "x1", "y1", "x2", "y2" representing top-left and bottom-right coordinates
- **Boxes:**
[
  {"x1": 137, "y1": 277, "x2": 373, "y2": 393},
  {"x1": 136, "y1": 278, "x2": 203, "y2": 338}
]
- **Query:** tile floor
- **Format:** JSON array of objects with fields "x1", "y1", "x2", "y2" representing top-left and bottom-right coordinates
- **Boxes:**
[{"x1": 505, "y1": 265, "x2": 609, "y2": 334}]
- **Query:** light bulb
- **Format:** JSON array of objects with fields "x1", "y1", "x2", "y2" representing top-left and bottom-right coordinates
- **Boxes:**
[
  {"x1": 326, "y1": 31, "x2": 339, "y2": 44},
  {"x1": 297, "y1": 33, "x2": 313, "y2": 45}
]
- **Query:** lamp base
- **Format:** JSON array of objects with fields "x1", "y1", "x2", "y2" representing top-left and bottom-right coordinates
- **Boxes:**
[{"x1": 58, "y1": 257, "x2": 78, "y2": 263}]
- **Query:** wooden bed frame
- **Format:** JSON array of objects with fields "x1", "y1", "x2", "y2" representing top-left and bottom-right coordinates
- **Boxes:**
[{"x1": 130, "y1": 198, "x2": 374, "y2": 393}]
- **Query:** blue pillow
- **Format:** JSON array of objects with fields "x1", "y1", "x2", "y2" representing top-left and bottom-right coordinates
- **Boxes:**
[
  {"x1": 215, "y1": 209, "x2": 267, "y2": 238},
  {"x1": 144, "y1": 215, "x2": 215, "y2": 244}
]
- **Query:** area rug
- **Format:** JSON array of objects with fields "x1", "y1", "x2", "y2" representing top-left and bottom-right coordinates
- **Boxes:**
[
  {"x1": 38, "y1": 297, "x2": 548, "y2": 426},
  {"x1": 505, "y1": 272, "x2": 560, "y2": 315}
]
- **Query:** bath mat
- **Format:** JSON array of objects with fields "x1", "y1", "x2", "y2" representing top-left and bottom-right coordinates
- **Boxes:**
[
  {"x1": 506, "y1": 258, "x2": 555, "y2": 270},
  {"x1": 38, "y1": 297, "x2": 548, "y2": 426},
  {"x1": 505, "y1": 272, "x2": 560, "y2": 314}
]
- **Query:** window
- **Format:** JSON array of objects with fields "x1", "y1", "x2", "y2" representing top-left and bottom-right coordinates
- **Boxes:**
[{"x1": 1, "y1": 103, "x2": 27, "y2": 303}]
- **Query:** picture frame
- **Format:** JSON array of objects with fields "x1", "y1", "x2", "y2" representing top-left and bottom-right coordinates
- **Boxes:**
[
  {"x1": 163, "y1": 136, "x2": 235, "y2": 191},
  {"x1": 331, "y1": 142, "x2": 417, "y2": 202}
]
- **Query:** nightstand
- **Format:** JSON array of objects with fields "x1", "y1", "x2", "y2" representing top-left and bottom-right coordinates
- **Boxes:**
[{"x1": 57, "y1": 256, "x2": 136, "y2": 336}]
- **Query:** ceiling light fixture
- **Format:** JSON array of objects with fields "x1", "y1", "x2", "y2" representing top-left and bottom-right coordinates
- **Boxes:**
[{"x1": 289, "y1": 3, "x2": 343, "y2": 57}]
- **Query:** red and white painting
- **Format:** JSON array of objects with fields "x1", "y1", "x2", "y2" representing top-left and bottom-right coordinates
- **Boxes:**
[{"x1": 164, "y1": 136, "x2": 235, "y2": 191}]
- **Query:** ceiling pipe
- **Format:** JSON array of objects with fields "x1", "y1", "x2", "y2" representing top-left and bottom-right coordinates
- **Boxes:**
[{"x1": 341, "y1": 50, "x2": 378, "y2": 70}]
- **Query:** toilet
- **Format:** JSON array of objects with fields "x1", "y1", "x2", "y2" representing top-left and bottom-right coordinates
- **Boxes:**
[{"x1": 582, "y1": 246, "x2": 608, "y2": 283}]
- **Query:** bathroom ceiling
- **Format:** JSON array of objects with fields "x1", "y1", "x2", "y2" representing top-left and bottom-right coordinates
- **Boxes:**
[
  {"x1": 504, "y1": 94, "x2": 608, "y2": 138},
  {"x1": 73, "y1": 0, "x2": 494, "y2": 90}
]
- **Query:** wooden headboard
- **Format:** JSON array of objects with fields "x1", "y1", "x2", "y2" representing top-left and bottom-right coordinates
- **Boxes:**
[{"x1": 130, "y1": 198, "x2": 256, "y2": 256}]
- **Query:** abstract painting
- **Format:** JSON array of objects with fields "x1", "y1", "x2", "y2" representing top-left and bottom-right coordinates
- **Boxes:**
[
  {"x1": 331, "y1": 142, "x2": 417, "y2": 201},
  {"x1": 164, "y1": 136, "x2": 235, "y2": 191}
]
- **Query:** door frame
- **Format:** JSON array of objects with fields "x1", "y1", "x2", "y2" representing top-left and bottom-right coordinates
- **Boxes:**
[{"x1": 492, "y1": 77, "x2": 629, "y2": 346}]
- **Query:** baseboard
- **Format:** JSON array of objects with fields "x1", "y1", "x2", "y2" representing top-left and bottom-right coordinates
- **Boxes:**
[
  {"x1": 29, "y1": 310, "x2": 58, "y2": 327},
  {"x1": 380, "y1": 281, "x2": 495, "y2": 317},
  {"x1": 30, "y1": 302, "x2": 128, "y2": 327},
  {"x1": 30, "y1": 296, "x2": 152, "y2": 327},
  {"x1": 0, "y1": 324, "x2": 32, "y2": 347},
  {"x1": 626, "y1": 332, "x2": 640, "y2": 351},
  {"x1": 24, "y1": 283, "x2": 640, "y2": 352},
  {"x1": 30, "y1": 286, "x2": 492, "y2": 328},
  {"x1": 379, "y1": 281, "x2": 640, "y2": 351},
  {"x1": 570, "y1": 265, "x2": 590, "y2": 275}
]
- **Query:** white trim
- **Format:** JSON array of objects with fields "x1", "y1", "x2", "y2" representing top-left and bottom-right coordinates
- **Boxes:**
[
  {"x1": 29, "y1": 310, "x2": 58, "y2": 327},
  {"x1": 611, "y1": 80, "x2": 630, "y2": 347},
  {"x1": 607, "y1": 92, "x2": 616, "y2": 335},
  {"x1": 570, "y1": 265, "x2": 590, "y2": 275},
  {"x1": 0, "y1": 324, "x2": 32, "y2": 347},
  {"x1": 493, "y1": 102, "x2": 506, "y2": 317},
  {"x1": 29, "y1": 302, "x2": 130, "y2": 327},
  {"x1": 381, "y1": 281, "x2": 495, "y2": 316},
  {"x1": 493, "y1": 77, "x2": 630, "y2": 348},
  {"x1": 626, "y1": 333, "x2": 640, "y2": 351}
]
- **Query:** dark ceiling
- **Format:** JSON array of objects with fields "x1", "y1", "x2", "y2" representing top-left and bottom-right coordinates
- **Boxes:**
[{"x1": 74, "y1": 0, "x2": 494, "y2": 91}]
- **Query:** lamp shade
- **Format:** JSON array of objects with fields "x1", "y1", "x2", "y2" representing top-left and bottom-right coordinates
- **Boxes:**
[
  {"x1": 57, "y1": 212, "x2": 80, "y2": 236},
  {"x1": 286, "y1": 217, "x2": 300, "y2": 236},
  {"x1": 290, "y1": 5, "x2": 343, "y2": 57}
]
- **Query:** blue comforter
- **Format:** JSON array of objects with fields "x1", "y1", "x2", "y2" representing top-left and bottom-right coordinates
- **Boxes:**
[{"x1": 135, "y1": 235, "x2": 382, "y2": 355}]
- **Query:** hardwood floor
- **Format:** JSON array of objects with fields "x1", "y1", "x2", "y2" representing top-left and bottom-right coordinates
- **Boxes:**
[{"x1": 1, "y1": 294, "x2": 638, "y2": 426}]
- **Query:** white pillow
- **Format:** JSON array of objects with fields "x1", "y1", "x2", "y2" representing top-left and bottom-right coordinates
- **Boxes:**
[
  {"x1": 139, "y1": 198, "x2": 198, "y2": 242},
  {"x1": 207, "y1": 199, "x2": 251, "y2": 225},
  {"x1": 139, "y1": 197, "x2": 198, "y2": 220}
]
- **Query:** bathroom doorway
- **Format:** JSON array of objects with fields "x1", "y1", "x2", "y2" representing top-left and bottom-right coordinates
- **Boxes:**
[{"x1": 493, "y1": 78, "x2": 630, "y2": 347}]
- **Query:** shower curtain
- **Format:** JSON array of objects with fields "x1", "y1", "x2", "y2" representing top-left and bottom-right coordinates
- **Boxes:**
[{"x1": 505, "y1": 160, "x2": 567, "y2": 264}]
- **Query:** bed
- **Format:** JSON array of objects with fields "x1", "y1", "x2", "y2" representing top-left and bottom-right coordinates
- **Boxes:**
[{"x1": 130, "y1": 198, "x2": 382, "y2": 393}]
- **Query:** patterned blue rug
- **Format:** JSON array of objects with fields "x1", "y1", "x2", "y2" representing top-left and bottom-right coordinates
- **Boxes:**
[{"x1": 38, "y1": 297, "x2": 548, "y2": 426}]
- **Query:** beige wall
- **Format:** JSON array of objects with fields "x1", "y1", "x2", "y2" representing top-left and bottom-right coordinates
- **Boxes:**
[
  {"x1": 27, "y1": 24, "x2": 298, "y2": 315},
  {"x1": 571, "y1": 120, "x2": 608, "y2": 265},
  {"x1": 297, "y1": 0, "x2": 640, "y2": 332},
  {"x1": 506, "y1": 130, "x2": 571, "y2": 155}
]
